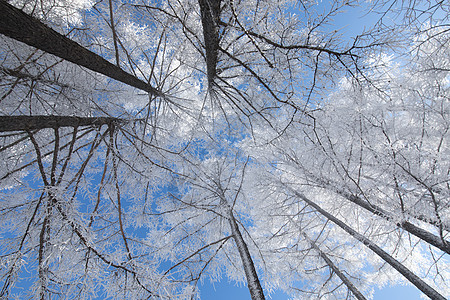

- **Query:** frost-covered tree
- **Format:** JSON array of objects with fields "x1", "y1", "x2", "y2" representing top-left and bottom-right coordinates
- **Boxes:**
[
  {"x1": 239, "y1": 13, "x2": 449, "y2": 299},
  {"x1": 0, "y1": 0, "x2": 449, "y2": 299}
]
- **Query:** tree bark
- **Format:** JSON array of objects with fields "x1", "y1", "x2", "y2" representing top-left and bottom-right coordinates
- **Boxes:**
[
  {"x1": 198, "y1": 0, "x2": 221, "y2": 86},
  {"x1": 0, "y1": 115, "x2": 123, "y2": 132},
  {"x1": 227, "y1": 208, "x2": 266, "y2": 300},
  {"x1": 218, "y1": 189, "x2": 265, "y2": 300},
  {"x1": 0, "y1": 0, "x2": 162, "y2": 97},
  {"x1": 302, "y1": 232, "x2": 367, "y2": 300},
  {"x1": 344, "y1": 192, "x2": 450, "y2": 255},
  {"x1": 289, "y1": 189, "x2": 446, "y2": 300}
]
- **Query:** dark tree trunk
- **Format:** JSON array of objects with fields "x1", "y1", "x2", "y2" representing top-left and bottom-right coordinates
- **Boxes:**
[
  {"x1": 198, "y1": 0, "x2": 221, "y2": 86},
  {"x1": 0, "y1": 116, "x2": 123, "y2": 132},
  {"x1": 0, "y1": 0, "x2": 161, "y2": 97}
]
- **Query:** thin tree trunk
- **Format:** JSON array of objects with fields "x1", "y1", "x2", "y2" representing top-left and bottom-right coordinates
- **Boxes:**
[
  {"x1": 218, "y1": 190, "x2": 265, "y2": 300},
  {"x1": 227, "y1": 208, "x2": 266, "y2": 300},
  {"x1": 0, "y1": 115, "x2": 123, "y2": 132},
  {"x1": 108, "y1": 0, "x2": 120, "y2": 67},
  {"x1": 302, "y1": 232, "x2": 367, "y2": 300},
  {"x1": 0, "y1": 0, "x2": 161, "y2": 97},
  {"x1": 288, "y1": 189, "x2": 446, "y2": 300}
]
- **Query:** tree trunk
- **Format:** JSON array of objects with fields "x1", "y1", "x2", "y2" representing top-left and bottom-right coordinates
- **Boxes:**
[
  {"x1": 227, "y1": 208, "x2": 266, "y2": 300},
  {"x1": 0, "y1": 0, "x2": 161, "y2": 97},
  {"x1": 198, "y1": 0, "x2": 221, "y2": 86},
  {"x1": 0, "y1": 116, "x2": 123, "y2": 132},
  {"x1": 302, "y1": 232, "x2": 367, "y2": 300},
  {"x1": 289, "y1": 189, "x2": 446, "y2": 300},
  {"x1": 217, "y1": 189, "x2": 265, "y2": 300}
]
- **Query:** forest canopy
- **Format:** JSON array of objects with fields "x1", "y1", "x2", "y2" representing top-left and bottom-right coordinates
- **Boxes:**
[{"x1": 0, "y1": 0, "x2": 449, "y2": 299}]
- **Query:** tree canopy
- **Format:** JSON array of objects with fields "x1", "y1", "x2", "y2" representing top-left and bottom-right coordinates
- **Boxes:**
[{"x1": 0, "y1": 0, "x2": 449, "y2": 299}]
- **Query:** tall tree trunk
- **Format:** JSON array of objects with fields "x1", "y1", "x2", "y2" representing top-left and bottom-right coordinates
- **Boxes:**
[
  {"x1": 288, "y1": 188, "x2": 446, "y2": 300},
  {"x1": 0, "y1": 116, "x2": 123, "y2": 132},
  {"x1": 198, "y1": 0, "x2": 221, "y2": 87},
  {"x1": 218, "y1": 190, "x2": 265, "y2": 300},
  {"x1": 0, "y1": 0, "x2": 161, "y2": 97},
  {"x1": 227, "y1": 208, "x2": 266, "y2": 300},
  {"x1": 302, "y1": 232, "x2": 367, "y2": 300}
]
